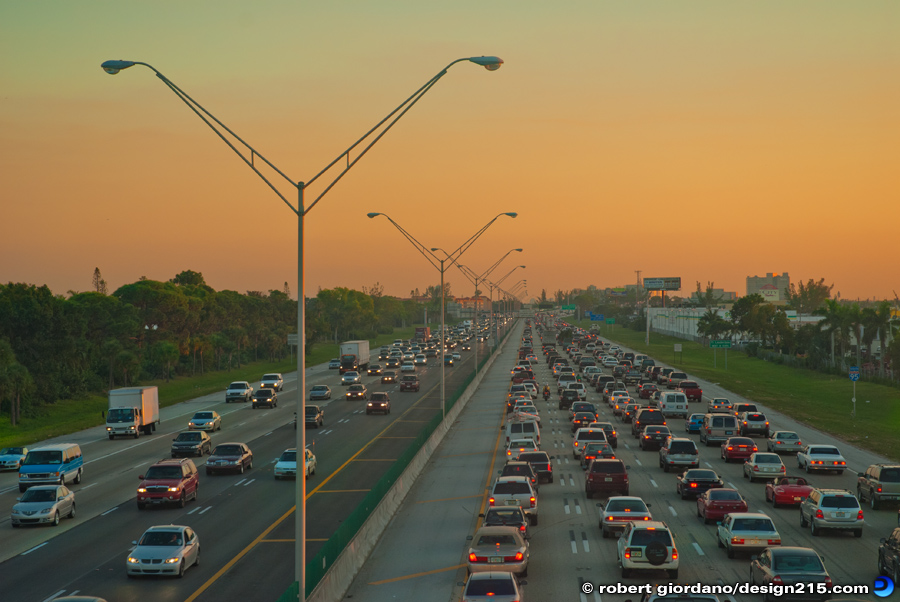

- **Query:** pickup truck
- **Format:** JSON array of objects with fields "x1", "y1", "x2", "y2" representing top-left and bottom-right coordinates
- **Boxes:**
[
  {"x1": 678, "y1": 380, "x2": 703, "y2": 402},
  {"x1": 399, "y1": 375, "x2": 420, "y2": 392},
  {"x1": 623, "y1": 369, "x2": 642, "y2": 386},
  {"x1": 226, "y1": 381, "x2": 253, "y2": 403},
  {"x1": 260, "y1": 373, "x2": 284, "y2": 392}
]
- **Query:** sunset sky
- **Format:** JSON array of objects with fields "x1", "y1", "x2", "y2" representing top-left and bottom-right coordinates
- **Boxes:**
[{"x1": 2, "y1": 2, "x2": 898, "y2": 303}]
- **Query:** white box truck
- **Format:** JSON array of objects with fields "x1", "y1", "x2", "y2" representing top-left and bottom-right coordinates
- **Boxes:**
[
  {"x1": 339, "y1": 340, "x2": 370, "y2": 374},
  {"x1": 106, "y1": 386, "x2": 160, "y2": 439}
]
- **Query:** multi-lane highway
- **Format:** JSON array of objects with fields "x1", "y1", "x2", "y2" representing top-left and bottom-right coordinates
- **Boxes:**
[
  {"x1": 342, "y1": 321, "x2": 883, "y2": 602},
  {"x1": 0, "y1": 335, "x2": 496, "y2": 602}
]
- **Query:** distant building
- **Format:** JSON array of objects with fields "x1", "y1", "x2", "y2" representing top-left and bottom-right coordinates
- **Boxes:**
[
  {"x1": 746, "y1": 272, "x2": 790, "y2": 297},
  {"x1": 757, "y1": 284, "x2": 784, "y2": 304},
  {"x1": 690, "y1": 288, "x2": 738, "y2": 304}
]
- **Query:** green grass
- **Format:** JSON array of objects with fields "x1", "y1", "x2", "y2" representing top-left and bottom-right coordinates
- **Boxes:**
[
  {"x1": 576, "y1": 322, "x2": 900, "y2": 461},
  {"x1": 0, "y1": 325, "x2": 431, "y2": 449}
]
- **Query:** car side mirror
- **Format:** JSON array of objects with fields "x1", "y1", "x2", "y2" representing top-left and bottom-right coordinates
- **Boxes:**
[
  {"x1": 457, "y1": 582, "x2": 466, "y2": 587},
  {"x1": 138, "y1": 475, "x2": 144, "y2": 480},
  {"x1": 716, "y1": 521, "x2": 722, "y2": 526},
  {"x1": 646, "y1": 503, "x2": 652, "y2": 508},
  {"x1": 626, "y1": 465, "x2": 631, "y2": 470},
  {"x1": 466, "y1": 535, "x2": 473, "y2": 541},
  {"x1": 478, "y1": 513, "x2": 485, "y2": 518},
  {"x1": 132, "y1": 540, "x2": 138, "y2": 545}
]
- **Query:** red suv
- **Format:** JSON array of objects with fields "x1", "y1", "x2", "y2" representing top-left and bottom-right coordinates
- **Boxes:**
[
  {"x1": 137, "y1": 458, "x2": 199, "y2": 509},
  {"x1": 399, "y1": 375, "x2": 420, "y2": 392},
  {"x1": 585, "y1": 458, "x2": 629, "y2": 498}
]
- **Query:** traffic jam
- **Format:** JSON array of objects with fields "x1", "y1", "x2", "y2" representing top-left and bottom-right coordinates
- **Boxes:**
[{"x1": 459, "y1": 315, "x2": 884, "y2": 602}]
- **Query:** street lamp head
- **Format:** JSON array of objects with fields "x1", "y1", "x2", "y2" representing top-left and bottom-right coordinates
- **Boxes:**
[
  {"x1": 101, "y1": 60, "x2": 135, "y2": 75},
  {"x1": 514, "y1": 248, "x2": 523, "y2": 252},
  {"x1": 503, "y1": 212, "x2": 518, "y2": 218},
  {"x1": 366, "y1": 212, "x2": 383, "y2": 219},
  {"x1": 468, "y1": 56, "x2": 504, "y2": 71},
  {"x1": 430, "y1": 247, "x2": 440, "y2": 252},
  {"x1": 518, "y1": 265, "x2": 526, "y2": 268}
]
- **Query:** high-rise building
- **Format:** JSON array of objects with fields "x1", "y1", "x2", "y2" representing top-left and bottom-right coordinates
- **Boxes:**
[{"x1": 746, "y1": 272, "x2": 790, "y2": 298}]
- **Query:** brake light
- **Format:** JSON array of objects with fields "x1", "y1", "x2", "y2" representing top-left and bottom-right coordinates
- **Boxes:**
[
  {"x1": 752, "y1": 447, "x2": 758, "y2": 452},
  {"x1": 690, "y1": 483, "x2": 697, "y2": 488},
  {"x1": 624, "y1": 548, "x2": 632, "y2": 559},
  {"x1": 824, "y1": 577, "x2": 832, "y2": 588},
  {"x1": 857, "y1": 510, "x2": 865, "y2": 520},
  {"x1": 815, "y1": 509, "x2": 824, "y2": 519},
  {"x1": 767, "y1": 539, "x2": 781, "y2": 545},
  {"x1": 727, "y1": 446, "x2": 733, "y2": 451},
  {"x1": 519, "y1": 524, "x2": 526, "y2": 532},
  {"x1": 514, "y1": 552, "x2": 524, "y2": 561},
  {"x1": 878, "y1": 486, "x2": 883, "y2": 493},
  {"x1": 489, "y1": 497, "x2": 495, "y2": 506},
  {"x1": 752, "y1": 466, "x2": 759, "y2": 471},
  {"x1": 731, "y1": 537, "x2": 744, "y2": 544},
  {"x1": 671, "y1": 547, "x2": 677, "y2": 560},
  {"x1": 469, "y1": 553, "x2": 477, "y2": 562},
  {"x1": 530, "y1": 497, "x2": 536, "y2": 508}
]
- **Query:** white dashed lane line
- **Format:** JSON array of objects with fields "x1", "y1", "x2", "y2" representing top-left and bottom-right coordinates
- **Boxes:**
[
  {"x1": 650, "y1": 479, "x2": 658, "y2": 488},
  {"x1": 692, "y1": 542, "x2": 705, "y2": 556}
]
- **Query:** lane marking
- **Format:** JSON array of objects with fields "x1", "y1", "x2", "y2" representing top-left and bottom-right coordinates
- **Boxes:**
[
  {"x1": 668, "y1": 505, "x2": 677, "y2": 517},
  {"x1": 40, "y1": 589, "x2": 65, "y2": 602},
  {"x1": 692, "y1": 542, "x2": 705, "y2": 556},
  {"x1": 704, "y1": 461, "x2": 712, "y2": 467},
  {"x1": 101, "y1": 507, "x2": 118, "y2": 516},
  {"x1": 650, "y1": 479, "x2": 658, "y2": 488},
  {"x1": 575, "y1": 499, "x2": 582, "y2": 515},
  {"x1": 634, "y1": 458, "x2": 642, "y2": 466},
  {"x1": 416, "y1": 494, "x2": 482, "y2": 505},
  {"x1": 570, "y1": 530, "x2": 577, "y2": 554},
  {"x1": 243, "y1": 479, "x2": 255, "y2": 486},
  {"x1": 569, "y1": 476, "x2": 575, "y2": 487},
  {"x1": 368, "y1": 563, "x2": 466, "y2": 586},
  {"x1": 264, "y1": 431, "x2": 274, "y2": 437},
  {"x1": 22, "y1": 542, "x2": 49, "y2": 555},
  {"x1": 564, "y1": 498, "x2": 571, "y2": 514},
  {"x1": 727, "y1": 482, "x2": 737, "y2": 489},
  {"x1": 233, "y1": 479, "x2": 247, "y2": 487},
  {"x1": 581, "y1": 531, "x2": 590, "y2": 552},
  {"x1": 200, "y1": 506, "x2": 212, "y2": 514},
  {"x1": 188, "y1": 507, "x2": 200, "y2": 514}
]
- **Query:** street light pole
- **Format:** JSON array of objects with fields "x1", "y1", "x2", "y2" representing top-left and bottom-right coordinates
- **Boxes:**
[
  {"x1": 366, "y1": 212, "x2": 517, "y2": 419},
  {"x1": 102, "y1": 55, "x2": 504, "y2": 601},
  {"x1": 489, "y1": 264, "x2": 525, "y2": 344}
]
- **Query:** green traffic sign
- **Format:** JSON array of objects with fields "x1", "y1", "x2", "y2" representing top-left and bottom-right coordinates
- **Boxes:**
[
  {"x1": 710, "y1": 340, "x2": 732, "y2": 348},
  {"x1": 562, "y1": 304, "x2": 576, "y2": 310},
  {"x1": 605, "y1": 318, "x2": 615, "y2": 325}
]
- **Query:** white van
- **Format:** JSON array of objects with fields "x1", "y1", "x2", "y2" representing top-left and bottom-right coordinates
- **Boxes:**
[
  {"x1": 658, "y1": 392, "x2": 689, "y2": 419},
  {"x1": 506, "y1": 420, "x2": 541, "y2": 446}
]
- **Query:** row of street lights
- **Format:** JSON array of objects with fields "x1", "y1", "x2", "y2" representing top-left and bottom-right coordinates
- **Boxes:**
[{"x1": 101, "y1": 55, "x2": 505, "y2": 600}]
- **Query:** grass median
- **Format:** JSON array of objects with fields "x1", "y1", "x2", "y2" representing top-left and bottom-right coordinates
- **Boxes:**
[
  {"x1": 573, "y1": 321, "x2": 900, "y2": 461},
  {"x1": 0, "y1": 326, "x2": 430, "y2": 448}
]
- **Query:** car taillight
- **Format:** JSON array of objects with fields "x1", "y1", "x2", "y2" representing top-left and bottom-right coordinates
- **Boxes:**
[
  {"x1": 727, "y1": 446, "x2": 733, "y2": 451},
  {"x1": 772, "y1": 576, "x2": 784, "y2": 586},
  {"x1": 469, "y1": 553, "x2": 477, "y2": 562},
  {"x1": 857, "y1": 510, "x2": 865, "y2": 520},
  {"x1": 690, "y1": 483, "x2": 697, "y2": 488},
  {"x1": 731, "y1": 537, "x2": 744, "y2": 544},
  {"x1": 752, "y1": 466, "x2": 760, "y2": 471},
  {"x1": 779, "y1": 466, "x2": 786, "y2": 472},
  {"x1": 824, "y1": 576, "x2": 833, "y2": 588},
  {"x1": 767, "y1": 539, "x2": 781, "y2": 545},
  {"x1": 752, "y1": 447, "x2": 758, "y2": 452},
  {"x1": 624, "y1": 548, "x2": 632, "y2": 559},
  {"x1": 815, "y1": 509, "x2": 824, "y2": 519},
  {"x1": 514, "y1": 552, "x2": 524, "y2": 561},
  {"x1": 519, "y1": 524, "x2": 526, "y2": 532},
  {"x1": 530, "y1": 497, "x2": 536, "y2": 508},
  {"x1": 489, "y1": 497, "x2": 495, "y2": 506},
  {"x1": 671, "y1": 547, "x2": 677, "y2": 560},
  {"x1": 765, "y1": 422, "x2": 769, "y2": 425}
]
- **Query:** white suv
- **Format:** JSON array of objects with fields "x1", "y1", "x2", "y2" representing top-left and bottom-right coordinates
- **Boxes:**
[{"x1": 617, "y1": 520, "x2": 678, "y2": 579}]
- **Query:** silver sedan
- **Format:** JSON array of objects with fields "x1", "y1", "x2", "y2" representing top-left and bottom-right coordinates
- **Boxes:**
[
  {"x1": 188, "y1": 410, "x2": 221, "y2": 431},
  {"x1": 466, "y1": 526, "x2": 529, "y2": 577},
  {"x1": 11, "y1": 485, "x2": 75, "y2": 527},
  {"x1": 126, "y1": 525, "x2": 200, "y2": 578}
]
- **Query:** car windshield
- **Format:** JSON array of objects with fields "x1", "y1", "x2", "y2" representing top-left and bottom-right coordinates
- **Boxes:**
[
  {"x1": 606, "y1": 499, "x2": 648, "y2": 513},
  {"x1": 820, "y1": 496, "x2": 860, "y2": 509},
  {"x1": 139, "y1": 531, "x2": 183, "y2": 546},
  {"x1": 263, "y1": 374, "x2": 278, "y2": 380},
  {"x1": 213, "y1": 445, "x2": 241, "y2": 456},
  {"x1": 176, "y1": 432, "x2": 201, "y2": 441},
  {"x1": 227, "y1": 383, "x2": 246, "y2": 390},
  {"x1": 312, "y1": 386, "x2": 327, "y2": 391},
  {"x1": 476, "y1": 534, "x2": 517, "y2": 546},
  {"x1": 194, "y1": 412, "x2": 213, "y2": 419},
  {"x1": 466, "y1": 578, "x2": 516, "y2": 596},
  {"x1": 773, "y1": 553, "x2": 824, "y2": 572},
  {"x1": 24, "y1": 451, "x2": 62, "y2": 465},
  {"x1": 1, "y1": 447, "x2": 24, "y2": 455},
  {"x1": 254, "y1": 391, "x2": 272, "y2": 398},
  {"x1": 710, "y1": 490, "x2": 743, "y2": 500},
  {"x1": 21, "y1": 488, "x2": 56, "y2": 502},
  {"x1": 493, "y1": 482, "x2": 531, "y2": 495},
  {"x1": 144, "y1": 466, "x2": 183, "y2": 480},
  {"x1": 686, "y1": 470, "x2": 717, "y2": 480},
  {"x1": 305, "y1": 408, "x2": 319, "y2": 415},
  {"x1": 280, "y1": 451, "x2": 297, "y2": 462},
  {"x1": 630, "y1": 529, "x2": 673, "y2": 546}
]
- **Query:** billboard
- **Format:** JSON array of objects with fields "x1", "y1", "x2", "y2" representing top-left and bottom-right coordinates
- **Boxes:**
[{"x1": 643, "y1": 277, "x2": 682, "y2": 291}]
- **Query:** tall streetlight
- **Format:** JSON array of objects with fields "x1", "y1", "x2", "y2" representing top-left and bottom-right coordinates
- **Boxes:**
[
  {"x1": 101, "y1": 55, "x2": 503, "y2": 600},
  {"x1": 450, "y1": 248, "x2": 522, "y2": 376},
  {"x1": 489, "y1": 264, "x2": 525, "y2": 342},
  {"x1": 366, "y1": 212, "x2": 517, "y2": 418}
]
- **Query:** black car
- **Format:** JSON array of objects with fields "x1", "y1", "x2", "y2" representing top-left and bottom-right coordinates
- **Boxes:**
[
  {"x1": 252, "y1": 389, "x2": 277, "y2": 409},
  {"x1": 480, "y1": 505, "x2": 530, "y2": 538},
  {"x1": 638, "y1": 425, "x2": 671, "y2": 451},
  {"x1": 571, "y1": 412, "x2": 596, "y2": 433},
  {"x1": 517, "y1": 451, "x2": 554, "y2": 484},
  {"x1": 367, "y1": 364, "x2": 383, "y2": 376},
  {"x1": 305, "y1": 405, "x2": 324, "y2": 428},
  {"x1": 568, "y1": 402, "x2": 599, "y2": 422},
  {"x1": 385, "y1": 358, "x2": 401, "y2": 369},
  {"x1": 591, "y1": 421, "x2": 618, "y2": 449},
  {"x1": 499, "y1": 461, "x2": 540, "y2": 490},
  {"x1": 366, "y1": 392, "x2": 391, "y2": 415},
  {"x1": 559, "y1": 389, "x2": 580, "y2": 410},
  {"x1": 676, "y1": 468, "x2": 724, "y2": 499},
  {"x1": 171, "y1": 431, "x2": 212, "y2": 457}
]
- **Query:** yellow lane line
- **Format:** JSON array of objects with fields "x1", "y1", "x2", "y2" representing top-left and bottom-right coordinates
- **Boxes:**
[
  {"x1": 368, "y1": 564, "x2": 467, "y2": 586},
  {"x1": 474, "y1": 395, "x2": 508, "y2": 532},
  {"x1": 317, "y1": 489, "x2": 372, "y2": 493},
  {"x1": 415, "y1": 494, "x2": 482, "y2": 505},
  {"x1": 377, "y1": 436, "x2": 415, "y2": 439},
  {"x1": 353, "y1": 458, "x2": 398, "y2": 461},
  {"x1": 185, "y1": 376, "x2": 443, "y2": 601}
]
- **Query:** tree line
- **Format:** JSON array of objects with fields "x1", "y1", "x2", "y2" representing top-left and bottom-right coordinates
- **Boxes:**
[{"x1": 0, "y1": 271, "x2": 452, "y2": 425}]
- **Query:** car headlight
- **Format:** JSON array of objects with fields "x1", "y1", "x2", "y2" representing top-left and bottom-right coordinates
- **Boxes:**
[
  {"x1": 367, "y1": 403, "x2": 373, "y2": 406},
  {"x1": 168, "y1": 487, "x2": 179, "y2": 492},
  {"x1": 127, "y1": 557, "x2": 140, "y2": 564},
  {"x1": 106, "y1": 427, "x2": 112, "y2": 431},
  {"x1": 41, "y1": 508, "x2": 52, "y2": 514},
  {"x1": 137, "y1": 487, "x2": 147, "y2": 493},
  {"x1": 164, "y1": 557, "x2": 181, "y2": 564}
]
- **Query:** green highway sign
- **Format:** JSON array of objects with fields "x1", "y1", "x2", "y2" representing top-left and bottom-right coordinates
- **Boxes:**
[
  {"x1": 710, "y1": 340, "x2": 732, "y2": 348},
  {"x1": 562, "y1": 304, "x2": 576, "y2": 310},
  {"x1": 606, "y1": 318, "x2": 615, "y2": 325}
]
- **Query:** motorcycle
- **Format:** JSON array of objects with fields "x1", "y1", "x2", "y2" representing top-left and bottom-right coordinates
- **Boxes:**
[{"x1": 542, "y1": 389, "x2": 551, "y2": 401}]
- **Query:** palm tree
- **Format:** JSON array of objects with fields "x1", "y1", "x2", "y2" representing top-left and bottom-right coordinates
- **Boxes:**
[
  {"x1": 815, "y1": 299, "x2": 851, "y2": 368},
  {"x1": 846, "y1": 304, "x2": 863, "y2": 369},
  {"x1": 863, "y1": 301, "x2": 895, "y2": 377}
]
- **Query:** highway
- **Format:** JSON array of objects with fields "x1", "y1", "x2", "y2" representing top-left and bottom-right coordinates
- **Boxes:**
[
  {"x1": 0, "y1": 335, "x2": 495, "y2": 602},
  {"x1": 342, "y1": 321, "x2": 884, "y2": 602}
]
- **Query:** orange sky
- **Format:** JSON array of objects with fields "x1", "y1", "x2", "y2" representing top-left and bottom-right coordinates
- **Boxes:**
[{"x1": 2, "y1": 2, "x2": 898, "y2": 302}]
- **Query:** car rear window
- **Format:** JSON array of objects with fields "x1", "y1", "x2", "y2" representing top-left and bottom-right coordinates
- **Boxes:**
[
  {"x1": 606, "y1": 499, "x2": 648, "y2": 512},
  {"x1": 578, "y1": 431, "x2": 606, "y2": 441},
  {"x1": 630, "y1": 529, "x2": 673, "y2": 546},
  {"x1": 820, "y1": 496, "x2": 860, "y2": 509},
  {"x1": 773, "y1": 553, "x2": 824, "y2": 572},
  {"x1": 687, "y1": 470, "x2": 718, "y2": 479},
  {"x1": 518, "y1": 452, "x2": 550, "y2": 463},
  {"x1": 747, "y1": 414, "x2": 766, "y2": 421},
  {"x1": 811, "y1": 447, "x2": 840, "y2": 455},
  {"x1": 680, "y1": 381, "x2": 697, "y2": 387},
  {"x1": 729, "y1": 438, "x2": 755, "y2": 446},
  {"x1": 709, "y1": 490, "x2": 742, "y2": 501},
  {"x1": 213, "y1": 445, "x2": 241, "y2": 456},
  {"x1": 485, "y1": 508, "x2": 524, "y2": 523},
  {"x1": 881, "y1": 469, "x2": 900, "y2": 482},
  {"x1": 493, "y1": 482, "x2": 531, "y2": 495},
  {"x1": 670, "y1": 441, "x2": 697, "y2": 453},
  {"x1": 590, "y1": 461, "x2": 624, "y2": 474},
  {"x1": 732, "y1": 518, "x2": 776, "y2": 531},
  {"x1": 466, "y1": 578, "x2": 516, "y2": 596}
]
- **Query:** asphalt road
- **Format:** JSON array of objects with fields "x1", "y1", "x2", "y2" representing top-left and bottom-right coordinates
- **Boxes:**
[
  {"x1": 0, "y1": 333, "x2": 501, "y2": 602},
  {"x1": 342, "y1": 322, "x2": 886, "y2": 602}
]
